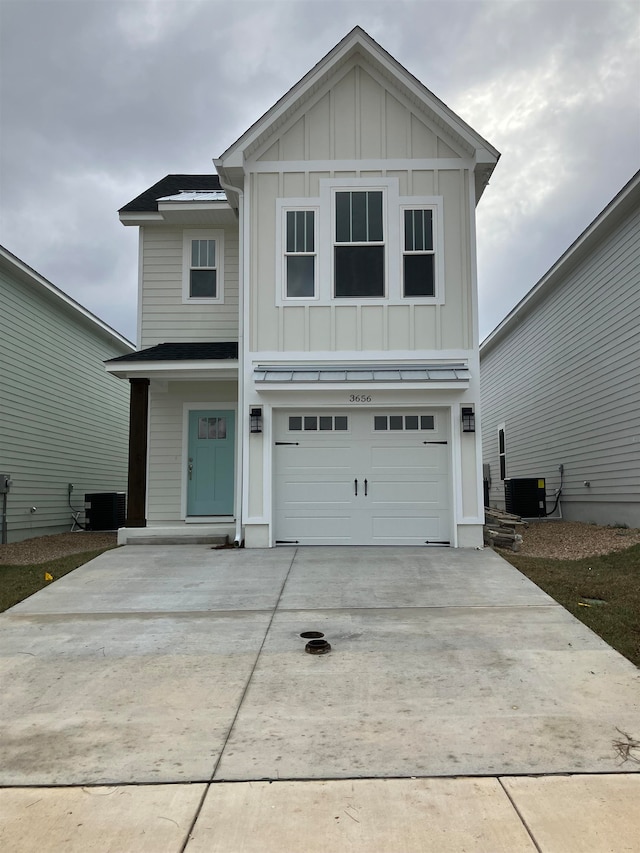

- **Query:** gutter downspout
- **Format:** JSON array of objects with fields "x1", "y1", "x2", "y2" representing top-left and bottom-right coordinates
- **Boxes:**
[{"x1": 216, "y1": 166, "x2": 244, "y2": 546}]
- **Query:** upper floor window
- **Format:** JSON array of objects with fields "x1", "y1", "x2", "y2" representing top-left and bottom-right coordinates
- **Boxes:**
[
  {"x1": 334, "y1": 190, "x2": 384, "y2": 298},
  {"x1": 403, "y1": 209, "x2": 435, "y2": 297},
  {"x1": 285, "y1": 210, "x2": 315, "y2": 298},
  {"x1": 182, "y1": 229, "x2": 224, "y2": 303},
  {"x1": 275, "y1": 179, "x2": 444, "y2": 306}
]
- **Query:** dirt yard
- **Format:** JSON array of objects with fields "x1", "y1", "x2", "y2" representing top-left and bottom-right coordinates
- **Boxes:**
[
  {"x1": 0, "y1": 532, "x2": 118, "y2": 565},
  {"x1": 1, "y1": 521, "x2": 640, "y2": 565}
]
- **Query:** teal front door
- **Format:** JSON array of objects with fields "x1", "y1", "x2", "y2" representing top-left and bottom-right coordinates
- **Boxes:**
[{"x1": 187, "y1": 410, "x2": 235, "y2": 516}]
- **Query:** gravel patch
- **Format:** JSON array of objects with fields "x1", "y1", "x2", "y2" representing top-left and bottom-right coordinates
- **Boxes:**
[
  {"x1": 0, "y1": 532, "x2": 117, "y2": 565},
  {"x1": 2, "y1": 522, "x2": 640, "y2": 565},
  {"x1": 517, "y1": 520, "x2": 640, "y2": 560}
]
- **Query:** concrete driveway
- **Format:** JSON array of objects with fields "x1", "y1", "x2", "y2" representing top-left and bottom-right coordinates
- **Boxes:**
[{"x1": 1, "y1": 545, "x2": 639, "y2": 851}]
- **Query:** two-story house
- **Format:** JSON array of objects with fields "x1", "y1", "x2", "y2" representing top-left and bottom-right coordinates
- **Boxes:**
[{"x1": 107, "y1": 27, "x2": 499, "y2": 548}]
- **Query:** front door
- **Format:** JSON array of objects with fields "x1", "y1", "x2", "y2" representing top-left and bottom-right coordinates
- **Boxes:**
[{"x1": 187, "y1": 410, "x2": 235, "y2": 516}]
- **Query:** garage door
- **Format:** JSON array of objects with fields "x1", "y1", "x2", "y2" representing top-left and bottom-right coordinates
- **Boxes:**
[{"x1": 273, "y1": 409, "x2": 450, "y2": 545}]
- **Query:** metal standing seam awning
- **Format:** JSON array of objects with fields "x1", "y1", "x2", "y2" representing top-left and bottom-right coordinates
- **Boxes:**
[{"x1": 253, "y1": 363, "x2": 471, "y2": 386}]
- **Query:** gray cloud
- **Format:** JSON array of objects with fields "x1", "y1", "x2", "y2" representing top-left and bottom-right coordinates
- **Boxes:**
[{"x1": 1, "y1": 0, "x2": 638, "y2": 343}]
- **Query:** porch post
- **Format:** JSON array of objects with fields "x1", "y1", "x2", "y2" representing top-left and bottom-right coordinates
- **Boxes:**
[{"x1": 126, "y1": 378, "x2": 149, "y2": 527}]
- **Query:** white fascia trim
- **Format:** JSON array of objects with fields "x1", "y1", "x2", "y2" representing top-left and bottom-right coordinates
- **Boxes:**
[
  {"x1": 249, "y1": 349, "x2": 473, "y2": 362},
  {"x1": 248, "y1": 158, "x2": 472, "y2": 173},
  {"x1": 0, "y1": 245, "x2": 134, "y2": 352},
  {"x1": 158, "y1": 201, "x2": 232, "y2": 213},
  {"x1": 105, "y1": 361, "x2": 239, "y2": 379},
  {"x1": 119, "y1": 213, "x2": 164, "y2": 225}
]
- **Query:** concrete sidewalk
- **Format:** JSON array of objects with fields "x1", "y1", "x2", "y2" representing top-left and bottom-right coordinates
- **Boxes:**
[{"x1": 0, "y1": 545, "x2": 638, "y2": 850}]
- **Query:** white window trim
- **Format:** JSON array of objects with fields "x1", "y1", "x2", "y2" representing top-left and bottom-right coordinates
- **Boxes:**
[
  {"x1": 275, "y1": 179, "x2": 445, "y2": 306},
  {"x1": 182, "y1": 229, "x2": 225, "y2": 304},
  {"x1": 398, "y1": 197, "x2": 445, "y2": 305},
  {"x1": 321, "y1": 177, "x2": 398, "y2": 305},
  {"x1": 275, "y1": 200, "x2": 320, "y2": 306}
]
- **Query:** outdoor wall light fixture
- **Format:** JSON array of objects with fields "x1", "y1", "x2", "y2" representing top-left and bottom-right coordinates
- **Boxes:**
[
  {"x1": 461, "y1": 407, "x2": 475, "y2": 433},
  {"x1": 250, "y1": 406, "x2": 263, "y2": 434}
]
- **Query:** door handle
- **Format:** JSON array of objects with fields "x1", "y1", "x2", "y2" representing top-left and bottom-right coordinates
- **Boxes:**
[
  {"x1": 354, "y1": 478, "x2": 358, "y2": 496},
  {"x1": 364, "y1": 478, "x2": 368, "y2": 496},
  {"x1": 188, "y1": 458, "x2": 193, "y2": 481}
]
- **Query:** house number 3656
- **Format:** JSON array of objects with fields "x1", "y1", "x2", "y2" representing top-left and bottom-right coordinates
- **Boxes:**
[{"x1": 349, "y1": 394, "x2": 372, "y2": 403}]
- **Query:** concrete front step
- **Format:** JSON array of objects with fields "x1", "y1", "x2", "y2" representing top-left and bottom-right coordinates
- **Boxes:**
[{"x1": 127, "y1": 534, "x2": 231, "y2": 546}]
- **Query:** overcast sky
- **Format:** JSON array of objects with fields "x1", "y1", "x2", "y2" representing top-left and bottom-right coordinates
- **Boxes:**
[{"x1": 1, "y1": 0, "x2": 638, "y2": 344}]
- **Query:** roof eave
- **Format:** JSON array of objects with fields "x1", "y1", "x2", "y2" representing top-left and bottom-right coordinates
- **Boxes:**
[
  {"x1": 105, "y1": 360, "x2": 239, "y2": 380},
  {"x1": 481, "y1": 169, "x2": 640, "y2": 357},
  {"x1": 0, "y1": 245, "x2": 134, "y2": 352}
]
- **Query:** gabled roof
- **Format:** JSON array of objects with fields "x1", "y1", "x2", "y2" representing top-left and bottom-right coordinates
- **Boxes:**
[
  {"x1": 216, "y1": 26, "x2": 499, "y2": 188},
  {"x1": 119, "y1": 175, "x2": 223, "y2": 213},
  {"x1": 0, "y1": 244, "x2": 134, "y2": 352},
  {"x1": 481, "y1": 170, "x2": 640, "y2": 357}
]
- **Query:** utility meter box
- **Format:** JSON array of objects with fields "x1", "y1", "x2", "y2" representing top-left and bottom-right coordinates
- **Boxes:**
[{"x1": 0, "y1": 475, "x2": 12, "y2": 494}]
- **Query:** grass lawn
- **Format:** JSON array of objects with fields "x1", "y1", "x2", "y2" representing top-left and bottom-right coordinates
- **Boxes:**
[
  {"x1": 503, "y1": 543, "x2": 640, "y2": 668},
  {"x1": 0, "y1": 548, "x2": 113, "y2": 613}
]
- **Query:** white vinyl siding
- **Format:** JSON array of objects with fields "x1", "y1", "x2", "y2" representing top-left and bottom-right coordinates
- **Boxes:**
[
  {"x1": 140, "y1": 226, "x2": 239, "y2": 348},
  {"x1": 0, "y1": 263, "x2": 131, "y2": 542},
  {"x1": 481, "y1": 204, "x2": 640, "y2": 526}
]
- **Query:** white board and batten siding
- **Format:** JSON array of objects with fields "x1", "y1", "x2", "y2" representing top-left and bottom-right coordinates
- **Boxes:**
[
  {"x1": 480, "y1": 182, "x2": 640, "y2": 527},
  {"x1": 0, "y1": 250, "x2": 133, "y2": 542},
  {"x1": 246, "y1": 61, "x2": 476, "y2": 355},
  {"x1": 140, "y1": 226, "x2": 239, "y2": 349}
]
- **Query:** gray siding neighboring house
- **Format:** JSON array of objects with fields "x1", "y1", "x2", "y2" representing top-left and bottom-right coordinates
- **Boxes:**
[
  {"x1": 480, "y1": 171, "x2": 640, "y2": 527},
  {"x1": 0, "y1": 246, "x2": 134, "y2": 543}
]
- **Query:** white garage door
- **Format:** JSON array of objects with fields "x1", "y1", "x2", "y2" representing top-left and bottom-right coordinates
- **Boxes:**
[{"x1": 273, "y1": 409, "x2": 451, "y2": 545}]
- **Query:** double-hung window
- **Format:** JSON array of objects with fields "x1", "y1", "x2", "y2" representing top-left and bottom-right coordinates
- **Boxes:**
[
  {"x1": 182, "y1": 229, "x2": 224, "y2": 303},
  {"x1": 285, "y1": 210, "x2": 315, "y2": 298},
  {"x1": 403, "y1": 208, "x2": 435, "y2": 297},
  {"x1": 334, "y1": 190, "x2": 384, "y2": 298}
]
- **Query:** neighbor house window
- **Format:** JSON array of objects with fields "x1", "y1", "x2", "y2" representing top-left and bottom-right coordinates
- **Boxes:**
[
  {"x1": 403, "y1": 208, "x2": 435, "y2": 297},
  {"x1": 334, "y1": 190, "x2": 384, "y2": 298},
  {"x1": 498, "y1": 426, "x2": 506, "y2": 480},
  {"x1": 285, "y1": 210, "x2": 315, "y2": 298},
  {"x1": 182, "y1": 230, "x2": 224, "y2": 303}
]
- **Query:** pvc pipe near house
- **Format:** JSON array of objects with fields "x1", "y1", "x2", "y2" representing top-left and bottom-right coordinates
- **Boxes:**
[{"x1": 216, "y1": 170, "x2": 245, "y2": 546}]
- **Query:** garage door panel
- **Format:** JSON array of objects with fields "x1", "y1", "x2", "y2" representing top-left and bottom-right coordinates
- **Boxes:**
[
  {"x1": 274, "y1": 409, "x2": 451, "y2": 546},
  {"x1": 280, "y1": 481, "x2": 353, "y2": 504},
  {"x1": 367, "y1": 514, "x2": 445, "y2": 541},
  {"x1": 274, "y1": 512, "x2": 352, "y2": 543},
  {"x1": 370, "y1": 481, "x2": 446, "y2": 504}
]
